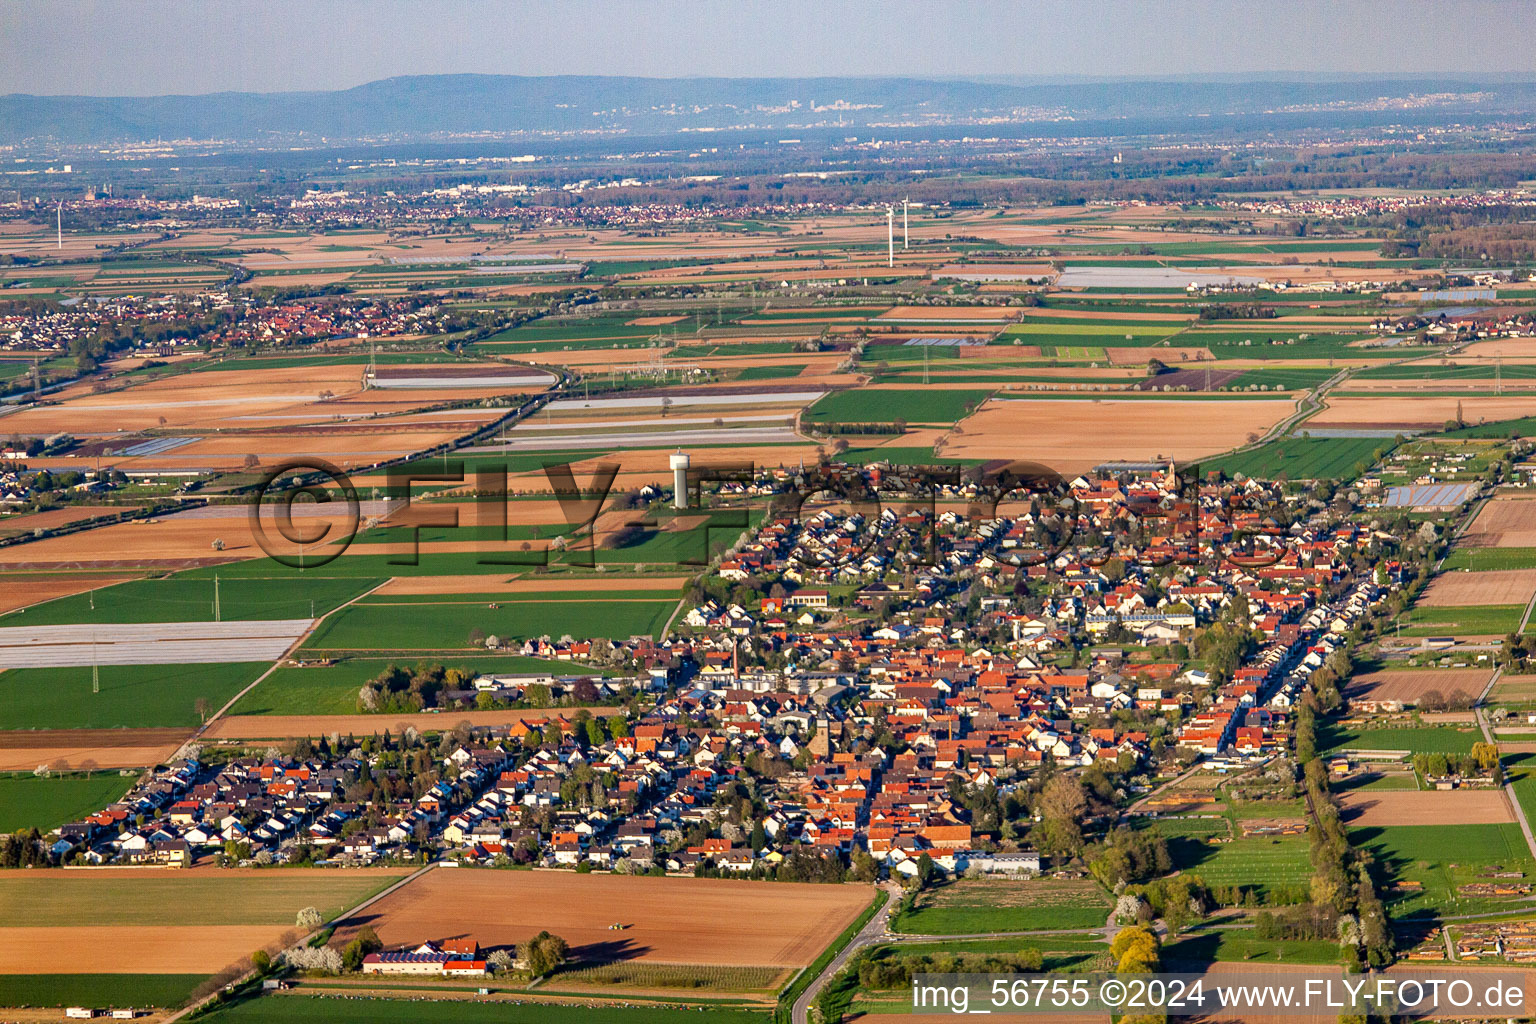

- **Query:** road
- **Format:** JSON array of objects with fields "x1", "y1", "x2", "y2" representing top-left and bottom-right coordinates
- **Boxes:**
[{"x1": 793, "y1": 887, "x2": 896, "y2": 1024}]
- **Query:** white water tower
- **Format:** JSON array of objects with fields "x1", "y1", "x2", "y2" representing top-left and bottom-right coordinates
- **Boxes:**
[{"x1": 670, "y1": 450, "x2": 691, "y2": 509}]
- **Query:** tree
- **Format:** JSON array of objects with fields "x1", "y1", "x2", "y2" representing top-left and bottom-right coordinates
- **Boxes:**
[
  {"x1": 194, "y1": 697, "x2": 211, "y2": 724},
  {"x1": 251, "y1": 949, "x2": 272, "y2": 974},
  {"x1": 1036, "y1": 776, "x2": 1088, "y2": 855},
  {"x1": 341, "y1": 925, "x2": 382, "y2": 972},
  {"x1": 521, "y1": 930, "x2": 570, "y2": 978},
  {"x1": 296, "y1": 906, "x2": 324, "y2": 930},
  {"x1": 1111, "y1": 925, "x2": 1161, "y2": 974}
]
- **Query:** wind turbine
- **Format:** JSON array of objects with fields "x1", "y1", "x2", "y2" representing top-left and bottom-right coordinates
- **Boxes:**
[
  {"x1": 56, "y1": 201, "x2": 62, "y2": 250},
  {"x1": 903, "y1": 198, "x2": 910, "y2": 249},
  {"x1": 886, "y1": 206, "x2": 894, "y2": 268}
]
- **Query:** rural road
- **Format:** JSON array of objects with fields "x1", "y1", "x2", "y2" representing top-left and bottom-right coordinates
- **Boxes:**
[
  {"x1": 793, "y1": 887, "x2": 895, "y2": 1024},
  {"x1": 790, "y1": 889, "x2": 1130, "y2": 1024}
]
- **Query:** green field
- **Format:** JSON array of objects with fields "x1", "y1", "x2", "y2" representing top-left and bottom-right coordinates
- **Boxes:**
[
  {"x1": 1197, "y1": 436, "x2": 1390, "y2": 481},
  {"x1": 0, "y1": 773, "x2": 135, "y2": 832},
  {"x1": 1357, "y1": 363, "x2": 1536, "y2": 381},
  {"x1": 802, "y1": 387, "x2": 993, "y2": 425},
  {"x1": 199, "y1": 996, "x2": 770, "y2": 1024},
  {"x1": 1353, "y1": 822, "x2": 1536, "y2": 918},
  {"x1": 302, "y1": 595, "x2": 677, "y2": 651},
  {"x1": 1169, "y1": 835, "x2": 1311, "y2": 898},
  {"x1": 0, "y1": 575, "x2": 380, "y2": 626},
  {"x1": 0, "y1": 974, "x2": 205, "y2": 1009},
  {"x1": 1400, "y1": 604, "x2": 1526, "y2": 637},
  {"x1": 1444, "y1": 547, "x2": 1536, "y2": 571},
  {"x1": 1134, "y1": 815, "x2": 1232, "y2": 839},
  {"x1": 1001, "y1": 322, "x2": 1183, "y2": 338},
  {"x1": 736, "y1": 363, "x2": 808, "y2": 380},
  {"x1": 229, "y1": 654, "x2": 594, "y2": 716},
  {"x1": 1162, "y1": 927, "x2": 1342, "y2": 965},
  {"x1": 0, "y1": 870, "x2": 409, "y2": 927},
  {"x1": 893, "y1": 878, "x2": 1111, "y2": 934},
  {"x1": 1220, "y1": 367, "x2": 1339, "y2": 391},
  {"x1": 0, "y1": 662, "x2": 270, "y2": 730},
  {"x1": 1320, "y1": 723, "x2": 1481, "y2": 754},
  {"x1": 1436, "y1": 416, "x2": 1536, "y2": 439}
]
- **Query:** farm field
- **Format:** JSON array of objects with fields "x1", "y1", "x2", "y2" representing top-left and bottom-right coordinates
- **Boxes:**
[
  {"x1": 939, "y1": 396, "x2": 1295, "y2": 473},
  {"x1": 1353, "y1": 822, "x2": 1536, "y2": 918},
  {"x1": 1320, "y1": 722, "x2": 1481, "y2": 753},
  {"x1": 0, "y1": 662, "x2": 269, "y2": 730},
  {"x1": 1343, "y1": 668, "x2": 1493, "y2": 706},
  {"x1": 0, "y1": 573, "x2": 144, "y2": 616},
  {"x1": 197, "y1": 996, "x2": 771, "y2": 1024},
  {"x1": 0, "y1": 727, "x2": 189, "y2": 772},
  {"x1": 1463, "y1": 496, "x2": 1536, "y2": 549},
  {"x1": 802, "y1": 387, "x2": 992, "y2": 425},
  {"x1": 0, "y1": 772, "x2": 135, "y2": 832},
  {"x1": 301, "y1": 592, "x2": 678, "y2": 650},
  {"x1": 330, "y1": 868, "x2": 874, "y2": 968},
  {"x1": 1417, "y1": 569, "x2": 1536, "y2": 607},
  {"x1": 1338, "y1": 789, "x2": 1514, "y2": 827},
  {"x1": 892, "y1": 877, "x2": 1111, "y2": 934},
  {"x1": 1168, "y1": 835, "x2": 1311, "y2": 899},
  {"x1": 0, "y1": 868, "x2": 409, "y2": 927},
  {"x1": 0, "y1": 974, "x2": 206, "y2": 1011},
  {"x1": 1163, "y1": 927, "x2": 1342, "y2": 966},
  {"x1": 1399, "y1": 603, "x2": 1526, "y2": 637},
  {"x1": 1310, "y1": 395, "x2": 1536, "y2": 431},
  {"x1": 1197, "y1": 435, "x2": 1390, "y2": 481},
  {"x1": 0, "y1": 574, "x2": 379, "y2": 626}
]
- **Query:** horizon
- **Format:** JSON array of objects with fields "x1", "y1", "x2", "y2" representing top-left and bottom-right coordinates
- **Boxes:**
[
  {"x1": 9, "y1": 67, "x2": 1536, "y2": 101},
  {"x1": 4, "y1": 0, "x2": 1535, "y2": 97}
]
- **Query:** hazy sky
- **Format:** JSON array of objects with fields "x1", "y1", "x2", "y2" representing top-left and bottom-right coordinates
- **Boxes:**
[{"x1": 4, "y1": 0, "x2": 1534, "y2": 96}]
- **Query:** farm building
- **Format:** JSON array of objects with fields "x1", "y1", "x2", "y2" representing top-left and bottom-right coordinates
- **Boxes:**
[{"x1": 362, "y1": 939, "x2": 487, "y2": 976}]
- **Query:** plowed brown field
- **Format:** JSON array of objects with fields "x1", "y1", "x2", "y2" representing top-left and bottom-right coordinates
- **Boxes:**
[
  {"x1": 1339, "y1": 789, "x2": 1513, "y2": 827},
  {"x1": 1344, "y1": 668, "x2": 1492, "y2": 705},
  {"x1": 0, "y1": 728, "x2": 189, "y2": 771},
  {"x1": 1419, "y1": 569, "x2": 1536, "y2": 606},
  {"x1": 334, "y1": 870, "x2": 872, "y2": 966},
  {"x1": 941, "y1": 397, "x2": 1294, "y2": 474},
  {"x1": 1464, "y1": 497, "x2": 1536, "y2": 548}
]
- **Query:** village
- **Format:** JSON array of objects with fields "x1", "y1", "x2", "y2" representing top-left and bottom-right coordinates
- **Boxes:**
[{"x1": 26, "y1": 464, "x2": 1398, "y2": 893}]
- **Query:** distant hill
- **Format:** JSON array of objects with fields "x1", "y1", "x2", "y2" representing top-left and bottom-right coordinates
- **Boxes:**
[{"x1": 4, "y1": 73, "x2": 1536, "y2": 147}]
